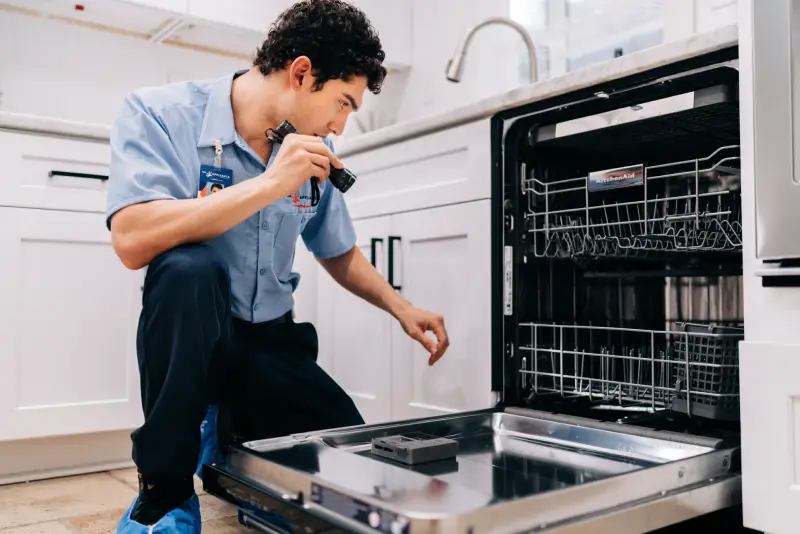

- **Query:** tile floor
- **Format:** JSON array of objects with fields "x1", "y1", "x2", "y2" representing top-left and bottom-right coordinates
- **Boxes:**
[{"x1": 0, "y1": 468, "x2": 248, "y2": 533}]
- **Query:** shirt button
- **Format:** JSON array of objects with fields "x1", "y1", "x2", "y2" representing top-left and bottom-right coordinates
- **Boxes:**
[
  {"x1": 261, "y1": 221, "x2": 269, "y2": 230},
  {"x1": 260, "y1": 268, "x2": 266, "y2": 275},
  {"x1": 253, "y1": 303, "x2": 259, "y2": 311}
]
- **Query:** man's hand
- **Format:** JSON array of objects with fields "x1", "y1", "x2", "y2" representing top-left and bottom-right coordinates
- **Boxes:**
[
  {"x1": 395, "y1": 306, "x2": 450, "y2": 366},
  {"x1": 264, "y1": 133, "x2": 341, "y2": 198},
  {"x1": 317, "y1": 247, "x2": 450, "y2": 366}
]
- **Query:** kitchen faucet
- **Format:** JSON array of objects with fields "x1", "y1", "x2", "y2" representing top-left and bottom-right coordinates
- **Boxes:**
[{"x1": 445, "y1": 17, "x2": 538, "y2": 84}]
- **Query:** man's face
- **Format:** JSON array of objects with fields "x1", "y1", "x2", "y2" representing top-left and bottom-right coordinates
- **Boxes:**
[{"x1": 283, "y1": 57, "x2": 367, "y2": 138}]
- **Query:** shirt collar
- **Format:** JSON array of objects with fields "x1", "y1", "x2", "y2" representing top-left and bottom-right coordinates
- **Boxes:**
[{"x1": 197, "y1": 70, "x2": 246, "y2": 148}]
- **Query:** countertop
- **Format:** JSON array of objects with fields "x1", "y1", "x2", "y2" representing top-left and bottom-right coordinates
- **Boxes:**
[{"x1": 0, "y1": 25, "x2": 737, "y2": 155}]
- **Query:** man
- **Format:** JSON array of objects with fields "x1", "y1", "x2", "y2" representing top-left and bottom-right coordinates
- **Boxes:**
[{"x1": 106, "y1": 0, "x2": 450, "y2": 531}]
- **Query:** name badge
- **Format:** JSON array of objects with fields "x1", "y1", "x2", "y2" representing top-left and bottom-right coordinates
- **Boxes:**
[{"x1": 199, "y1": 164, "x2": 233, "y2": 197}]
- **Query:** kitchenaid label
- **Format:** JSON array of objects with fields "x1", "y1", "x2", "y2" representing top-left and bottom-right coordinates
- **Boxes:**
[
  {"x1": 504, "y1": 246, "x2": 513, "y2": 315},
  {"x1": 588, "y1": 163, "x2": 644, "y2": 192}
]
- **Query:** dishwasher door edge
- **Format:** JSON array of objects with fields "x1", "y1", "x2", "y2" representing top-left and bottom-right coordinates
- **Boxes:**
[{"x1": 538, "y1": 473, "x2": 741, "y2": 534}]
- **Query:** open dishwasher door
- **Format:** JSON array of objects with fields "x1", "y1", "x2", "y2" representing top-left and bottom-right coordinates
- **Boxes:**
[{"x1": 202, "y1": 408, "x2": 740, "y2": 534}]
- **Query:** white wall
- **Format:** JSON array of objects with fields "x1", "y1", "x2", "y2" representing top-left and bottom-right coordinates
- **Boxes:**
[{"x1": 0, "y1": 12, "x2": 247, "y2": 125}]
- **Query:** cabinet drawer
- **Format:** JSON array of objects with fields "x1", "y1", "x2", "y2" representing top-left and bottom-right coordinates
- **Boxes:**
[
  {"x1": 342, "y1": 120, "x2": 491, "y2": 220},
  {"x1": 0, "y1": 130, "x2": 110, "y2": 213}
]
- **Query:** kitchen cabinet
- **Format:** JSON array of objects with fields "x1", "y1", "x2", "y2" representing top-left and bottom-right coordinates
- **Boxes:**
[
  {"x1": 5, "y1": 0, "x2": 412, "y2": 68},
  {"x1": 389, "y1": 201, "x2": 492, "y2": 420},
  {"x1": 0, "y1": 131, "x2": 110, "y2": 213},
  {"x1": 186, "y1": 0, "x2": 281, "y2": 34},
  {"x1": 350, "y1": 0, "x2": 412, "y2": 70},
  {"x1": 316, "y1": 216, "x2": 394, "y2": 424},
  {"x1": 739, "y1": 341, "x2": 800, "y2": 534},
  {"x1": 342, "y1": 119, "x2": 492, "y2": 220},
  {"x1": 291, "y1": 238, "x2": 320, "y2": 325},
  {"x1": 122, "y1": 0, "x2": 187, "y2": 14},
  {"x1": 314, "y1": 201, "x2": 493, "y2": 423},
  {"x1": 0, "y1": 207, "x2": 143, "y2": 442}
]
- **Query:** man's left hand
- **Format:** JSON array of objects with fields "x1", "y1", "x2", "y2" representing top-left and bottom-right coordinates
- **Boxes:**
[{"x1": 395, "y1": 306, "x2": 450, "y2": 366}]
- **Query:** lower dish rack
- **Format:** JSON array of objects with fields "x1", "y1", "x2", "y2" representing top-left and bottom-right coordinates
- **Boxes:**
[{"x1": 518, "y1": 321, "x2": 743, "y2": 420}]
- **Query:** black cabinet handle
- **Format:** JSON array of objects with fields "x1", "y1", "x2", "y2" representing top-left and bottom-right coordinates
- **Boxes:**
[
  {"x1": 49, "y1": 170, "x2": 108, "y2": 181},
  {"x1": 388, "y1": 235, "x2": 402, "y2": 291},
  {"x1": 369, "y1": 237, "x2": 383, "y2": 268}
]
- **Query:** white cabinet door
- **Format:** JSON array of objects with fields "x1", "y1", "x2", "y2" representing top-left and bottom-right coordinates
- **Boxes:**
[
  {"x1": 389, "y1": 201, "x2": 493, "y2": 421},
  {"x1": 316, "y1": 216, "x2": 393, "y2": 424},
  {"x1": 292, "y1": 239, "x2": 319, "y2": 325},
  {"x1": 0, "y1": 208, "x2": 143, "y2": 442},
  {"x1": 740, "y1": 340, "x2": 800, "y2": 534}
]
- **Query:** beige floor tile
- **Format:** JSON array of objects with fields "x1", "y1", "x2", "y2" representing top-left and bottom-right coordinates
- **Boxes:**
[
  {"x1": 201, "y1": 516, "x2": 248, "y2": 534},
  {"x1": 0, "y1": 521, "x2": 74, "y2": 534},
  {"x1": 105, "y1": 469, "x2": 137, "y2": 492},
  {"x1": 65, "y1": 509, "x2": 126, "y2": 534},
  {"x1": 0, "y1": 473, "x2": 135, "y2": 530},
  {"x1": 199, "y1": 495, "x2": 236, "y2": 523}
]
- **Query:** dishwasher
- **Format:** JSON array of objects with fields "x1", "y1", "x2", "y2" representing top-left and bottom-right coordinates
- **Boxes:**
[{"x1": 200, "y1": 45, "x2": 754, "y2": 533}]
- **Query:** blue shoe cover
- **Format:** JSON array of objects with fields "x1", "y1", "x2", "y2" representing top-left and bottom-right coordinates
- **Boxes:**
[
  {"x1": 115, "y1": 494, "x2": 201, "y2": 534},
  {"x1": 196, "y1": 404, "x2": 219, "y2": 480}
]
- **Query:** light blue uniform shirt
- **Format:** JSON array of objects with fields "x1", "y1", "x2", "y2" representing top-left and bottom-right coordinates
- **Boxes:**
[{"x1": 106, "y1": 71, "x2": 357, "y2": 323}]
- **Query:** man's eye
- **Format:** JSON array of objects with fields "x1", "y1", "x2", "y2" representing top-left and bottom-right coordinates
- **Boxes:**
[{"x1": 339, "y1": 101, "x2": 348, "y2": 110}]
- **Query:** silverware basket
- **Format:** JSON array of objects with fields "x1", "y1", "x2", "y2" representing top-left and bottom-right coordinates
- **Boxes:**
[{"x1": 671, "y1": 322, "x2": 742, "y2": 420}]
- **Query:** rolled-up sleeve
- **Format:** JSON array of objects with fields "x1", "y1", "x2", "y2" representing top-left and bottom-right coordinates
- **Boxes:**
[
  {"x1": 301, "y1": 138, "x2": 357, "y2": 259},
  {"x1": 105, "y1": 93, "x2": 194, "y2": 229}
]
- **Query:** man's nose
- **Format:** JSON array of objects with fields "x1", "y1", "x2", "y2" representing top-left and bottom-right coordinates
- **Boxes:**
[{"x1": 329, "y1": 117, "x2": 348, "y2": 137}]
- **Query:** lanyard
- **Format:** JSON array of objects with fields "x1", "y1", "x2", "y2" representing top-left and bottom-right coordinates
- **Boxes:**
[{"x1": 214, "y1": 140, "x2": 223, "y2": 169}]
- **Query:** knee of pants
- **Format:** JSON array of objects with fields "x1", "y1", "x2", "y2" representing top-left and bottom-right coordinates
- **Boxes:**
[{"x1": 145, "y1": 244, "x2": 230, "y2": 297}]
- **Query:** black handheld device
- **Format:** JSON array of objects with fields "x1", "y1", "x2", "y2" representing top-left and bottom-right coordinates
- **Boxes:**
[{"x1": 265, "y1": 120, "x2": 357, "y2": 207}]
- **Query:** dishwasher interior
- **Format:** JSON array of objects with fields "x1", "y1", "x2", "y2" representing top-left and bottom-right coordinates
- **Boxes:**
[
  {"x1": 507, "y1": 68, "x2": 744, "y2": 441},
  {"x1": 203, "y1": 53, "x2": 751, "y2": 534}
]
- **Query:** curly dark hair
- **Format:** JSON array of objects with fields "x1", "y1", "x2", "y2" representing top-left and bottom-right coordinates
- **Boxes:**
[{"x1": 254, "y1": 0, "x2": 387, "y2": 94}]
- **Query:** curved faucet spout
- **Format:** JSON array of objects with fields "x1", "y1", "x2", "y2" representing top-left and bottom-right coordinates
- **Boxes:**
[{"x1": 445, "y1": 16, "x2": 538, "y2": 84}]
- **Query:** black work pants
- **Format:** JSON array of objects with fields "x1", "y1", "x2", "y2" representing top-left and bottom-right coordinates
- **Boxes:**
[{"x1": 131, "y1": 243, "x2": 364, "y2": 479}]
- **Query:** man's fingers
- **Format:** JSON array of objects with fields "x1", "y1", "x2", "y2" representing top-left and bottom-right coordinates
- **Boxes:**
[
  {"x1": 308, "y1": 153, "x2": 330, "y2": 179},
  {"x1": 298, "y1": 138, "x2": 342, "y2": 169},
  {"x1": 428, "y1": 318, "x2": 449, "y2": 366},
  {"x1": 409, "y1": 328, "x2": 437, "y2": 354}
]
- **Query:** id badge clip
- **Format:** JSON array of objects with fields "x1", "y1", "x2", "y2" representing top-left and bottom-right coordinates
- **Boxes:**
[{"x1": 199, "y1": 140, "x2": 233, "y2": 197}]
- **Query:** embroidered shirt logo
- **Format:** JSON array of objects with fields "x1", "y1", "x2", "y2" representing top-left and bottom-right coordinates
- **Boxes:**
[{"x1": 288, "y1": 191, "x2": 315, "y2": 209}]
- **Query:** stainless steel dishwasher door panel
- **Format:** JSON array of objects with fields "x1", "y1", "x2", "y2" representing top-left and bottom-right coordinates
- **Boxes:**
[{"x1": 204, "y1": 409, "x2": 740, "y2": 534}]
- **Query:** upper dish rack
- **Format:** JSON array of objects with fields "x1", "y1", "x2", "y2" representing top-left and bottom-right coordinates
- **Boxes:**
[{"x1": 525, "y1": 146, "x2": 742, "y2": 260}]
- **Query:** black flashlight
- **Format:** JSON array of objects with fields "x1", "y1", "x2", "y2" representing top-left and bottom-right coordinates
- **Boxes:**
[{"x1": 265, "y1": 120, "x2": 357, "y2": 206}]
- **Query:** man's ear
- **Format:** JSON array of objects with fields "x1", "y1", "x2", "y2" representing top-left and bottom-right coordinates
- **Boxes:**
[{"x1": 288, "y1": 56, "x2": 313, "y2": 89}]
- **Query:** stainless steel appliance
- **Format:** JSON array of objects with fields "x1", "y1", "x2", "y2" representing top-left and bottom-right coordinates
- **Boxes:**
[{"x1": 198, "y1": 4, "x2": 793, "y2": 531}]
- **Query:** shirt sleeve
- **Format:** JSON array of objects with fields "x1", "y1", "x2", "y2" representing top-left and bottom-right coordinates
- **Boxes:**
[
  {"x1": 105, "y1": 93, "x2": 195, "y2": 229},
  {"x1": 301, "y1": 138, "x2": 357, "y2": 259}
]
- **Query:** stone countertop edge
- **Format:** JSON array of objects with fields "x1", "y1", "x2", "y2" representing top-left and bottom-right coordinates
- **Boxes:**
[
  {"x1": 0, "y1": 111, "x2": 112, "y2": 142},
  {"x1": 0, "y1": 25, "x2": 737, "y2": 153}
]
